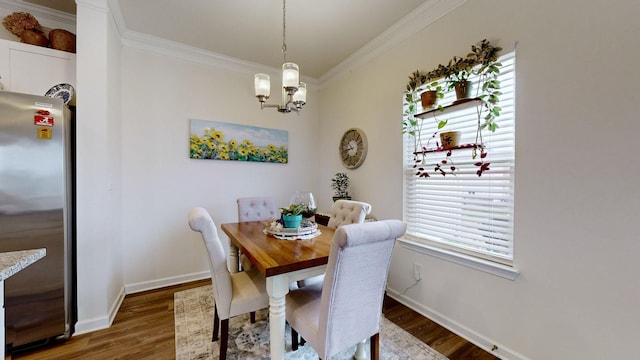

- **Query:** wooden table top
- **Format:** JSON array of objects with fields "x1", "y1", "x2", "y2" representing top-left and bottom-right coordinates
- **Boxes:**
[{"x1": 221, "y1": 221, "x2": 335, "y2": 277}]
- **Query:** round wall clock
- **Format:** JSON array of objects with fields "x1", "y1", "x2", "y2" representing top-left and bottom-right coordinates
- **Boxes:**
[{"x1": 339, "y1": 128, "x2": 368, "y2": 169}]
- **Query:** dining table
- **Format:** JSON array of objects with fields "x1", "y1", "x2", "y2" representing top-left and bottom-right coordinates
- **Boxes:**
[{"x1": 221, "y1": 220, "x2": 335, "y2": 360}]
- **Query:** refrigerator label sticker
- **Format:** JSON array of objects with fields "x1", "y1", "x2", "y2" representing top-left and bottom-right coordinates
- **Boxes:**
[
  {"x1": 37, "y1": 127, "x2": 52, "y2": 139},
  {"x1": 34, "y1": 109, "x2": 54, "y2": 127},
  {"x1": 35, "y1": 101, "x2": 54, "y2": 108}
]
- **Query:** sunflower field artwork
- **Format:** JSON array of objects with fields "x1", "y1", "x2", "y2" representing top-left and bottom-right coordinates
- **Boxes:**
[{"x1": 189, "y1": 119, "x2": 288, "y2": 163}]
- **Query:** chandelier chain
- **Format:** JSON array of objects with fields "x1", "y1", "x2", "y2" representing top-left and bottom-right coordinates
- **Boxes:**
[
  {"x1": 254, "y1": 0, "x2": 305, "y2": 113},
  {"x1": 282, "y1": 0, "x2": 287, "y2": 62}
]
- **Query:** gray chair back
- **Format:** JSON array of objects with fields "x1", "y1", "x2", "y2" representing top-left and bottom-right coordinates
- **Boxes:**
[
  {"x1": 318, "y1": 220, "x2": 406, "y2": 358},
  {"x1": 236, "y1": 197, "x2": 277, "y2": 271},
  {"x1": 237, "y1": 197, "x2": 277, "y2": 222}
]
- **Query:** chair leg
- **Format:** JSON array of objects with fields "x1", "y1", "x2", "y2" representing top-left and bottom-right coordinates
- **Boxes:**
[
  {"x1": 250, "y1": 311, "x2": 256, "y2": 323},
  {"x1": 219, "y1": 319, "x2": 229, "y2": 360},
  {"x1": 291, "y1": 327, "x2": 299, "y2": 350},
  {"x1": 212, "y1": 304, "x2": 220, "y2": 341},
  {"x1": 370, "y1": 333, "x2": 380, "y2": 360}
]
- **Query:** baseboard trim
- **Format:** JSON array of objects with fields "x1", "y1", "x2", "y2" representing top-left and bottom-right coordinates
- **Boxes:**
[
  {"x1": 74, "y1": 286, "x2": 124, "y2": 335},
  {"x1": 74, "y1": 271, "x2": 210, "y2": 335},
  {"x1": 124, "y1": 271, "x2": 210, "y2": 295},
  {"x1": 386, "y1": 287, "x2": 529, "y2": 360},
  {"x1": 108, "y1": 286, "x2": 126, "y2": 325},
  {"x1": 73, "y1": 315, "x2": 109, "y2": 336}
]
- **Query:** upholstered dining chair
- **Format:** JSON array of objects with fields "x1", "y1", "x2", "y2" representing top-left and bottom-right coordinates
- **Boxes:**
[
  {"x1": 286, "y1": 220, "x2": 406, "y2": 360},
  {"x1": 327, "y1": 199, "x2": 372, "y2": 228},
  {"x1": 188, "y1": 207, "x2": 269, "y2": 360},
  {"x1": 296, "y1": 199, "x2": 372, "y2": 289},
  {"x1": 236, "y1": 197, "x2": 277, "y2": 271}
]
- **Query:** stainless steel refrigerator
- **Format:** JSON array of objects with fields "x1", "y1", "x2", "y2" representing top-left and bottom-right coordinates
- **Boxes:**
[{"x1": 0, "y1": 91, "x2": 75, "y2": 351}]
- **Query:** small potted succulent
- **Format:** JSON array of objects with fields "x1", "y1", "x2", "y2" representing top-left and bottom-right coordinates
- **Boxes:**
[
  {"x1": 330, "y1": 172, "x2": 351, "y2": 202},
  {"x1": 279, "y1": 203, "x2": 305, "y2": 228}
]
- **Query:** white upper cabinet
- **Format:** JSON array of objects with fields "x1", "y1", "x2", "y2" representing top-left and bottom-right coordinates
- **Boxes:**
[{"x1": 0, "y1": 39, "x2": 76, "y2": 98}]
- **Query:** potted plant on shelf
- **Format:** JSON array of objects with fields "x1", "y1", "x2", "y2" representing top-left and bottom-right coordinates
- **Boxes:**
[
  {"x1": 407, "y1": 69, "x2": 445, "y2": 110},
  {"x1": 439, "y1": 130, "x2": 461, "y2": 148},
  {"x1": 403, "y1": 68, "x2": 446, "y2": 150},
  {"x1": 279, "y1": 203, "x2": 305, "y2": 228},
  {"x1": 403, "y1": 83, "x2": 448, "y2": 178},
  {"x1": 441, "y1": 56, "x2": 475, "y2": 102},
  {"x1": 330, "y1": 172, "x2": 351, "y2": 202}
]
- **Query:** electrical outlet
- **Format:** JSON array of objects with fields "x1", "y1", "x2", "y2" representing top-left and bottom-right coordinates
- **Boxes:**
[{"x1": 413, "y1": 263, "x2": 421, "y2": 281}]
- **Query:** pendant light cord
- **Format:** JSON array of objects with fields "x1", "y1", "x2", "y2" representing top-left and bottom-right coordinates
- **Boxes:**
[{"x1": 282, "y1": 0, "x2": 287, "y2": 62}]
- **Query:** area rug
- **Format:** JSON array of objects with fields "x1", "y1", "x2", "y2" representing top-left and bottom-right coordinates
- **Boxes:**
[{"x1": 175, "y1": 285, "x2": 447, "y2": 360}]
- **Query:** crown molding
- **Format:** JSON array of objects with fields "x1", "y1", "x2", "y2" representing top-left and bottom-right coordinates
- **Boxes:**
[
  {"x1": 121, "y1": 31, "x2": 270, "y2": 76},
  {"x1": 116, "y1": 25, "x2": 318, "y2": 86},
  {"x1": 317, "y1": 0, "x2": 467, "y2": 88},
  {"x1": 105, "y1": 0, "x2": 314, "y2": 83},
  {"x1": 77, "y1": 0, "x2": 108, "y2": 13},
  {"x1": 103, "y1": 0, "x2": 465, "y2": 89}
]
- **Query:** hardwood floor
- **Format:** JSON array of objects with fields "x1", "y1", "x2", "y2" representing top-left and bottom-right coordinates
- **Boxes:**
[
  {"x1": 382, "y1": 296, "x2": 498, "y2": 360},
  {"x1": 10, "y1": 279, "x2": 497, "y2": 360}
]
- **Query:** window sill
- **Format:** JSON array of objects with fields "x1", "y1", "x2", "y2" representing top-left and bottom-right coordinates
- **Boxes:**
[{"x1": 398, "y1": 237, "x2": 520, "y2": 280}]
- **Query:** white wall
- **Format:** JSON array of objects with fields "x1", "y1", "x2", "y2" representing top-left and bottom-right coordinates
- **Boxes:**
[
  {"x1": 74, "y1": 0, "x2": 124, "y2": 333},
  {"x1": 118, "y1": 47, "x2": 321, "y2": 289},
  {"x1": 317, "y1": 1, "x2": 640, "y2": 359}
]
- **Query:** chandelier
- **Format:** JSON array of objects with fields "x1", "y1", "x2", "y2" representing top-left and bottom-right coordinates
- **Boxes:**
[{"x1": 254, "y1": 0, "x2": 306, "y2": 113}]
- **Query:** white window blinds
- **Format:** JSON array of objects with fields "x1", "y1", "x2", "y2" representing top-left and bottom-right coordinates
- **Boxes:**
[{"x1": 403, "y1": 51, "x2": 516, "y2": 265}]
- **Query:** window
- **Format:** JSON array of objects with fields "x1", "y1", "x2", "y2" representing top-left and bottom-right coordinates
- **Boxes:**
[{"x1": 402, "y1": 51, "x2": 516, "y2": 270}]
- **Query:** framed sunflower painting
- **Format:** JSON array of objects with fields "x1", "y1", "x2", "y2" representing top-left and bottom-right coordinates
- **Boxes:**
[{"x1": 189, "y1": 119, "x2": 288, "y2": 163}]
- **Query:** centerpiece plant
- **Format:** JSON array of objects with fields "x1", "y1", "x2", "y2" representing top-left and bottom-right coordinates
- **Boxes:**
[
  {"x1": 279, "y1": 203, "x2": 306, "y2": 228},
  {"x1": 280, "y1": 203, "x2": 305, "y2": 216}
]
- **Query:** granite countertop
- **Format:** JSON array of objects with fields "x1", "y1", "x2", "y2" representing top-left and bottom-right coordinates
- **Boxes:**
[{"x1": 0, "y1": 249, "x2": 46, "y2": 281}]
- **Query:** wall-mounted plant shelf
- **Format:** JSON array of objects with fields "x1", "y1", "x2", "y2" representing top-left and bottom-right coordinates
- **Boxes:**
[
  {"x1": 414, "y1": 97, "x2": 482, "y2": 119},
  {"x1": 413, "y1": 143, "x2": 482, "y2": 155}
]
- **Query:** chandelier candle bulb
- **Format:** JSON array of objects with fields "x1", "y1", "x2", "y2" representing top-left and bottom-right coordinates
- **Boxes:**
[
  {"x1": 293, "y1": 82, "x2": 306, "y2": 103},
  {"x1": 282, "y1": 62, "x2": 299, "y2": 89},
  {"x1": 254, "y1": 74, "x2": 271, "y2": 97}
]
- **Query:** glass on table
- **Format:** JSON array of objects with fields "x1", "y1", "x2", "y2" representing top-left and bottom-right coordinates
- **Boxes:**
[{"x1": 290, "y1": 191, "x2": 317, "y2": 218}]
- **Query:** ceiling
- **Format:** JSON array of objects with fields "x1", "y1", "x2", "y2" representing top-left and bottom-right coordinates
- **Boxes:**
[{"x1": 22, "y1": 0, "x2": 429, "y2": 79}]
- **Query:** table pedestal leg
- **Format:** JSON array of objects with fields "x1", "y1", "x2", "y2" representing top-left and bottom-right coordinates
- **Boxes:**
[
  {"x1": 354, "y1": 340, "x2": 367, "y2": 360},
  {"x1": 229, "y1": 243, "x2": 239, "y2": 273},
  {"x1": 266, "y1": 275, "x2": 290, "y2": 360}
]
